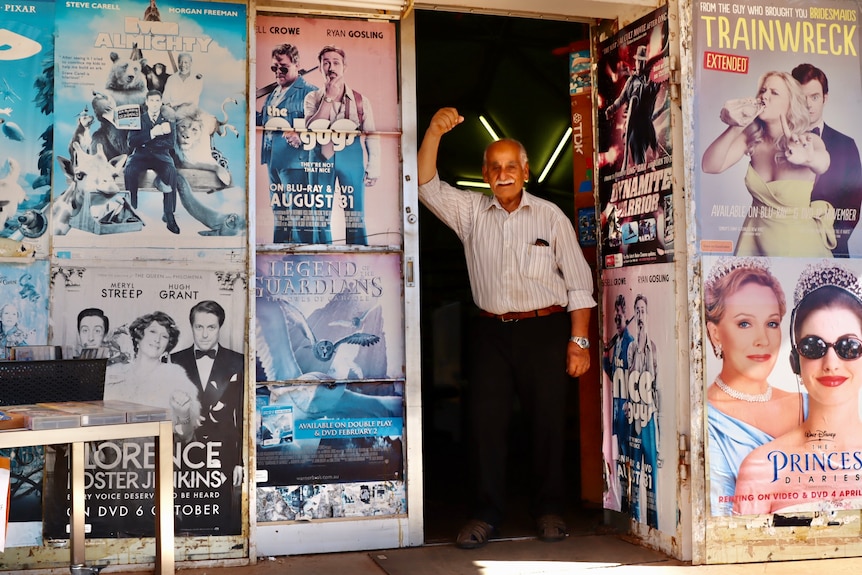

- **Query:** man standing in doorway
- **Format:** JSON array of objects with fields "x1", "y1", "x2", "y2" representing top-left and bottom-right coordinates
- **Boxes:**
[
  {"x1": 418, "y1": 107, "x2": 596, "y2": 549},
  {"x1": 792, "y1": 63, "x2": 862, "y2": 257}
]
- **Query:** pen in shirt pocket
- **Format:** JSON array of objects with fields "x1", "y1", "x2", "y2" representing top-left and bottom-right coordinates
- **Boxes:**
[{"x1": 534, "y1": 238, "x2": 549, "y2": 246}]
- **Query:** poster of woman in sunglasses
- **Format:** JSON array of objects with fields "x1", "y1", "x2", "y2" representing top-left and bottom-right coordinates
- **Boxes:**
[
  {"x1": 254, "y1": 15, "x2": 401, "y2": 247},
  {"x1": 703, "y1": 256, "x2": 862, "y2": 516}
]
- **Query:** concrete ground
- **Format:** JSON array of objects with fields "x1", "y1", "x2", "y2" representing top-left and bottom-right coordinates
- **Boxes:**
[{"x1": 146, "y1": 532, "x2": 862, "y2": 575}]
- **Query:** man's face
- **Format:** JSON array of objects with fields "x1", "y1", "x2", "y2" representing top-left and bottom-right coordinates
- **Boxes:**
[
  {"x1": 178, "y1": 55, "x2": 192, "y2": 74},
  {"x1": 320, "y1": 50, "x2": 345, "y2": 83},
  {"x1": 635, "y1": 299, "x2": 648, "y2": 332},
  {"x1": 272, "y1": 53, "x2": 299, "y2": 88},
  {"x1": 146, "y1": 93, "x2": 162, "y2": 110},
  {"x1": 78, "y1": 316, "x2": 106, "y2": 349},
  {"x1": 614, "y1": 304, "x2": 626, "y2": 336},
  {"x1": 800, "y1": 80, "x2": 827, "y2": 125},
  {"x1": 192, "y1": 311, "x2": 221, "y2": 351},
  {"x1": 482, "y1": 141, "x2": 528, "y2": 205}
]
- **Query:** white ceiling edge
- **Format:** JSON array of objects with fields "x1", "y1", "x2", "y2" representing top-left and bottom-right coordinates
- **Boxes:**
[
  {"x1": 415, "y1": 0, "x2": 660, "y2": 22},
  {"x1": 255, "y1": 0, "x2": 661, "y2": 23}
]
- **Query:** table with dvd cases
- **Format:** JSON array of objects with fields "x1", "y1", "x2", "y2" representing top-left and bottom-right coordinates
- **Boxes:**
[{"x1": 0, "y1": 420, "x2": 175, "y2": 575}]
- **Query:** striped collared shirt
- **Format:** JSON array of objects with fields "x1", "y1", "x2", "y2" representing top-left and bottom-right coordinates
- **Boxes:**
[{"x1": 419, "y1": 173, "x2": 596, "y2": 315}]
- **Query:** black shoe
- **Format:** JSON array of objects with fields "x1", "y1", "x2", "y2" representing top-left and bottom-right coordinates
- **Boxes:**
[{"x1": 166, "y1": 219, "x2": 180, "y2": 234}]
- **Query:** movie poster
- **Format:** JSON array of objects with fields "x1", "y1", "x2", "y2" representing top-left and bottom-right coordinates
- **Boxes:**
[
  {"x1": 0, "y1": 260, "x2": 50, "y2": 547},
  {"x1": 52, "y1": 0, "x2": 247, "y2": 250},
  {"x1": 44, "y1": 262, "x2": 247, "y2": 537},
  {"x1": 0, "y1": 0, "x2": 53, "y2": 257},
  {"x1": 694, "y1": 0, "x2": 862, "y2": 258},
  {"x1": 254, "y1": 15, "x2": 401, "y2": 247},
  {"x1": 257, "y1": 480, "x2": 405, "y2": 521},
  {"x1": 254, "y1": 252, "x2": 405, "y2": 383},
  {"x1": 597, "y1": 6, "x2": 673, "y2": 268},
  {"x1": 255, "y1": 381, "x2": 404, "y2": 487},
  {"x1": 600, "y1": 262, "x2": 676, "y2": 531},
  {"x1": 703, "y1": 255, "x2": 862, "y2": 516}
]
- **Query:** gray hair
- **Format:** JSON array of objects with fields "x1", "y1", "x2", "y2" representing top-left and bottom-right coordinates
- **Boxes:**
[{"x1": 483, "y1": 138, "x2": 528, "y2": 166}]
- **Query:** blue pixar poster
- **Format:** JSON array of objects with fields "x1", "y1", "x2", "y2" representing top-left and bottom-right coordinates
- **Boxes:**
[{"x1": 0, "y1": 0, "x2": 54, "y2": 257}]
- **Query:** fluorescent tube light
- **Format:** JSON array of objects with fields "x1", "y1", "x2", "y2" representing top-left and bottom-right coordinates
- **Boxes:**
[
  {"x1": 478, "y1": 115, "x2": 501, "y2": 141},
  {"x1": 538, "y1": 127, "x2": 573, "y2": 183},
  {"x1": 456, "y1": 180, "x2": 491, "y2": 189}
]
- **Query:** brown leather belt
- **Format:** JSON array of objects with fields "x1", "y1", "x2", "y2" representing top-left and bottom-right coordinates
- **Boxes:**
[{"x1": 479, "y1": 304, "x2": 566, "y2": 322}]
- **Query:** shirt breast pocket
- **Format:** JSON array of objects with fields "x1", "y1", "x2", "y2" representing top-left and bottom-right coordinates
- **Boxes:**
[{"x1": 521, "y1": 244, "x2": 554, "y2": 279}]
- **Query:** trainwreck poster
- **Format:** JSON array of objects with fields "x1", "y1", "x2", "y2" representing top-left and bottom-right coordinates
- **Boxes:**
[
  {"x1": 694, "y1": 0, "x2": 862, "y2": 258},
  {"x1": 0, "y1": 0, "x2": 54, "y2": 258},
  {"x1": 45, "y1": 262, "x2": 246, "y2": 537},
  {"x1": 600, "y1": 263, "x2": 677, "y2": 531},
  {"x1": 254, "y1": 15, "x2": 401, "y2": 247},
  {"x1": 52, "y1": 0, "x2": 247, "y2": 250},
  {"x1": 703, "y1": 256, "x2": 862, "y2": 516},
  {"x1": 597, "y1": 5, "x2": 673, "y2": 268}
]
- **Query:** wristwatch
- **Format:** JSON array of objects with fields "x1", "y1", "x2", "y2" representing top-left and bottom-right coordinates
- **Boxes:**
[{"x1": 569, "y1": 336, "x2": 590, "y2": 349}]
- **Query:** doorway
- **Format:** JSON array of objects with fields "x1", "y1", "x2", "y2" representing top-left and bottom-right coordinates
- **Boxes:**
[{"x1": 413, "y1": 10, "x2": 602, "y2": 543}]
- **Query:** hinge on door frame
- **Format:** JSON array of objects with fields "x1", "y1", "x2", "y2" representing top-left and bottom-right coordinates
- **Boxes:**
[
  {"x1": 678, "y1": 433, "x2": 690, "y2": 480},
  {"x1": 669, "y1": 55, "x2": 681, "y2": 101}
]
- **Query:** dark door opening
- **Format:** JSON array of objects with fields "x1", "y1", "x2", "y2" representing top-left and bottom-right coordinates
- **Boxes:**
[{"x1": 413, "y1": 10, "x2": 602, "y2": 544}]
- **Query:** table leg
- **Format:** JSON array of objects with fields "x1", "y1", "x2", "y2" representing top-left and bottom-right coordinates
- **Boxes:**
[
  {"x1": 70, "y1": 441, "x2": 86, "y2": 567},
  {"x1": 154, "y1": 421, "x2": 175, "y2": 574}
]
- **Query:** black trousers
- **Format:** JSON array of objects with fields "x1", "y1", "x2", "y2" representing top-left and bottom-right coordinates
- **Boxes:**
[{"x1": 467, "y1": 310, "x2": 571, "y2": 527}]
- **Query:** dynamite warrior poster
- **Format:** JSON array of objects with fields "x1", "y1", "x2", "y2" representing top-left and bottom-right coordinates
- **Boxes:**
[{"x1": 597, "y1": 6, "x2": 673, "y2": 268}]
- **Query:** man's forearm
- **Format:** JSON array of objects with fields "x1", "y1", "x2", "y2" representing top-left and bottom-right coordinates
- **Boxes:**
[
  {"x1": 570, "y1": 307, "x2": 591, "y2": 338},
  {"x1": 417, "y1": 131, "x2": 442, "y2": 185}
]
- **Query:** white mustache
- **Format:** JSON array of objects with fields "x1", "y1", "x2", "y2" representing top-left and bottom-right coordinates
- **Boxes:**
[{"x1": 495, "y1": 178, "x2": 516, "y2": 186}]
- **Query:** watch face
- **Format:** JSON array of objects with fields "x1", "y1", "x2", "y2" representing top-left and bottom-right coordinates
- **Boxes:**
[{"x1": 571, "y1": 337, "x2": 590, "y2": 349}]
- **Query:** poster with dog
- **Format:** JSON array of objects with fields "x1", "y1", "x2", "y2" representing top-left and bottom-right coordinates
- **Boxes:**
[
  {"x1": 52, "y1": 0, "x2": 247, "y2": 250},
  {"x1": 45, "y1": 262, "x2": 247, "y2": 537},
  {"x1": 254, "y1": 15, "x2": 401, "y2": 247},
  {"x1": 0, "y1": 0, "x2": 53, "y2": 258}
]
